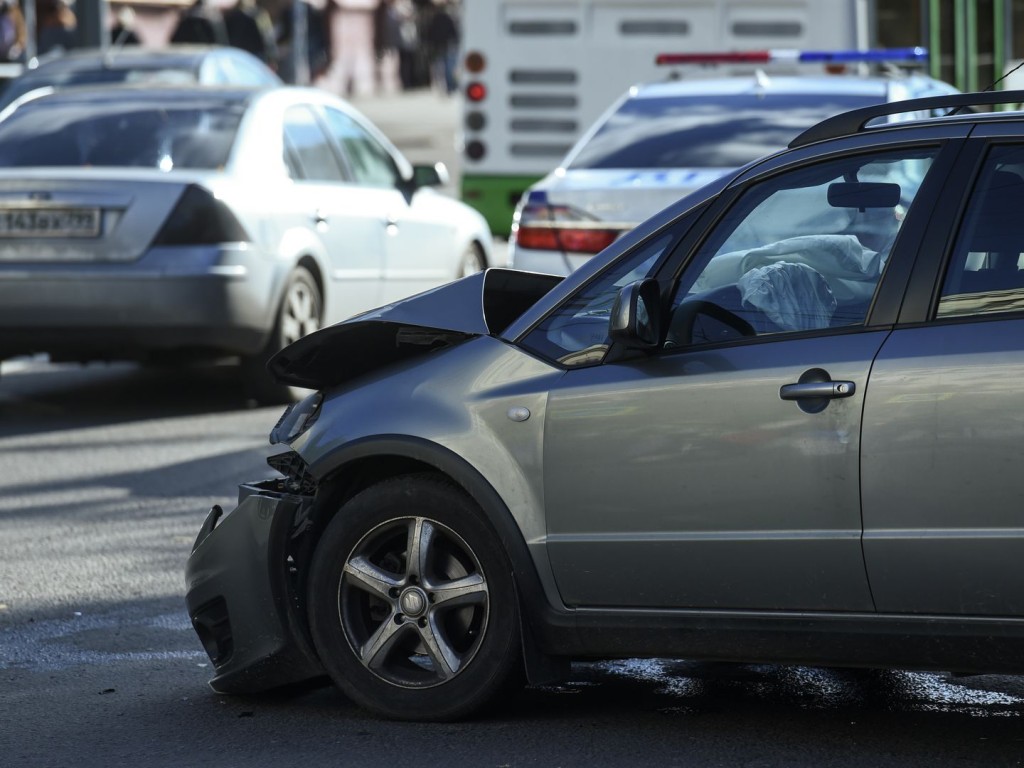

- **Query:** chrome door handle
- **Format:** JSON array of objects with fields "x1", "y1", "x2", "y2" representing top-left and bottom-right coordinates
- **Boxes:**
[
  {"x1": 779, "y1": 380, "x2": 856, "y2": 400},
  {"x1": 312, "y1": 209, "x2": 328, "y2": 226}
]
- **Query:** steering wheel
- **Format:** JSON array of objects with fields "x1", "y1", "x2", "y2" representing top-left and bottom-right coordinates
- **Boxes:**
[{"x1": 666, "y1": 300, "x2": 757, "y2": 348}]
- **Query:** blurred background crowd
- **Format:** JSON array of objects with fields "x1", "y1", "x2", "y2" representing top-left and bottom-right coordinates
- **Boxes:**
[{"x1": 0, "y1": 0, "x2": 463, "y2": 96}]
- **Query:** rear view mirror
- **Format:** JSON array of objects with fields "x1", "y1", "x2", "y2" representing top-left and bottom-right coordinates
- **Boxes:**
[
  {"x1": 827, "y1": 181, "x2": 901, "y2": 209},
  {"x1": 609, "y1": 278, "x2": 661, "y2": 351}
]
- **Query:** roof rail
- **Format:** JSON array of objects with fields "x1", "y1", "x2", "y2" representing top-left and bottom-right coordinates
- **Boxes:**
[{"x1": 788, "y1": 90, "x2": 1024, "y2": 149}]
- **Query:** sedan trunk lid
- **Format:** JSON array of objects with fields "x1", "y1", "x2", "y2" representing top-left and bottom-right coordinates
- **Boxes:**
[{"x1": 0, "y1": 170, "x2": 193, "y2": 263}]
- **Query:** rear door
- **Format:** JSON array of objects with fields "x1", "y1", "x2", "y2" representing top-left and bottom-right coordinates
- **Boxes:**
[
  {"x1": 320, "y1": 106, "x2": 457, "y2": 302},
  {"x1": 862, "y1": 133, "x2": 1024, "y2": 617},
  {"x1": 283, "y1": 104, "x2": 386, "y2": 320}
]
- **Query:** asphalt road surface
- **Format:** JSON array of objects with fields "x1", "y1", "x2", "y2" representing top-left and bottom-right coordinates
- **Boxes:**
[
  {"x1": 3, "y1": 92, "x2": 1024, "y2": 768},
  {"x1": 4, "y1": 356, "x2": 1024, "y2": 768}
]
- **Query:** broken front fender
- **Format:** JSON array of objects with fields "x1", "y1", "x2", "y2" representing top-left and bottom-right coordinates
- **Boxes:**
[{"x1": 267, "y1": 268, "x2": 562, "y2": 390}]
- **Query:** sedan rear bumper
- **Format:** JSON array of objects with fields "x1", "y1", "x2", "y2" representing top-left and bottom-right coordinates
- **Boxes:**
[
  {"x1": 185, "y1": 483, "x2": 323, "y2": 694},
  {"x1": 0, "y1": 245, "x2": 279, "y2": 360}
]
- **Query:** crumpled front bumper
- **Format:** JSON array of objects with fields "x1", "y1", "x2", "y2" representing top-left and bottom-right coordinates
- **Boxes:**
[{"x1": 185, "y1": 481, "x2": 323, "y2": 694}]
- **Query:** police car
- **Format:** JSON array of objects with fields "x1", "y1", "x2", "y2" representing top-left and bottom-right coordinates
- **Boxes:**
[{"x1": 508, "y1": 48, "x2": 959, "y2": 275}]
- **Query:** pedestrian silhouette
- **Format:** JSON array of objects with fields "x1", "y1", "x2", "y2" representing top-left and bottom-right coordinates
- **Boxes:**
[
  {"x1": 425, "y1": 0, "x2": 458, "y2": 94},
  {"x1": 171, "y1": 0, "x2": 230, "y2": 46},
  {"x1": 36, "y1": 0, "x2": 76, "y2": 57},
  {"x1": 225, "y1": 0, "x2": 278, "y2": 65}
]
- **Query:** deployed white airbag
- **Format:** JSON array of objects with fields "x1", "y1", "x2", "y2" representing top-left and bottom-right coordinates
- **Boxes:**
[
  {"x1": 695, "y1": 233, "x2": 884, "y2": 303},
  {"x1": 737, "y1": 261, "x2": 837, "y2": 331}
]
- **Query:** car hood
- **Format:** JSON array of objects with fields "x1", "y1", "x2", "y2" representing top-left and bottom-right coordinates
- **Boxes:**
[
  {"x1": 536, "y1": 167, "x2": 733, "y2": 225},
  {"x1": 268, "y1": 268, "x2": 564, "y2": 389}
]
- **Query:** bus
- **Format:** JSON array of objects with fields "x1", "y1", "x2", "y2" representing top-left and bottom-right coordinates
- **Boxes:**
[{"x1": 459, "y1": 0, "x2": 878, "y2": 236}]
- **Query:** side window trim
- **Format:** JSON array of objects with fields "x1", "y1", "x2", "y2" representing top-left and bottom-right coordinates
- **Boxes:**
[
  {"x1": 501, "y1": 199, "x2": 716, "y2": 348},
  {"x1": 894, "y1": 136, "x2": 984, "y2": 324},
  {"x1": 320, "y1": 105, "x2": 403, "y2": 188},
  {"x1": 282, "y1": 104, "x2": 348, "y2": 183},
  {"x1": 517, "y1": 229, "x2": 680, "y2": 366},
  {"x1": 283, "y1": 133, "x2": 305, "y2": 180},
  {"x1": 926, "y1": 139, "x2": 1024, "y2": 323},
  {"x1": 312, "y1": 105, "x2": 357, "y2": 182}
]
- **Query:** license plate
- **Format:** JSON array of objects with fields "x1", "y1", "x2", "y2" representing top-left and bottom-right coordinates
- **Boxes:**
[{"x1": 0, "y1": 207, "x2": 100, "y2": 237}]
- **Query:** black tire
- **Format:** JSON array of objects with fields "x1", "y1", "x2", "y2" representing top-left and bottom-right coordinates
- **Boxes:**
[
  {"x1": 242, "y1": 265, "x2": 321, "y2": 404},
  {"x1": 457, "y1": 242, "x2": 487, "y2": 279},
  {"x1": 307, "y1": 474, "x2": 522, "y2": 721}
]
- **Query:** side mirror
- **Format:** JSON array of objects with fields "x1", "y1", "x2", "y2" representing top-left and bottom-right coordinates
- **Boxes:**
[
  {"x1": 609, "y1": 279, "x2": 661, "y2": 352},
  {"x1": 411, "y1": 162, "x2": 451, "y2": 189}
]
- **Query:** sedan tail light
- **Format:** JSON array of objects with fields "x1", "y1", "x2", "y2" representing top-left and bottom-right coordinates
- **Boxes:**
[
  {"x1": 513, "y1": 201, "x2": 628, "y2": 255},
  {"x1": 151, "y1": 185, "x2": 250, "y2": 246}
]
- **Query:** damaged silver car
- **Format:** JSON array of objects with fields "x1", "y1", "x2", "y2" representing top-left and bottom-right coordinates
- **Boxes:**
[{"x1": 187, "y1": 91, "x2": 1024, "y2": 720}]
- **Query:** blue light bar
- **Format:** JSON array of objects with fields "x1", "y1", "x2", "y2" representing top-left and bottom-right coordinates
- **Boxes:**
[
  {"x1": 796, "y1": 47, "x2": 929, "y2": 63},
  {"x1": 656, "y1": 48, "x2": 929, "y2": 67}
]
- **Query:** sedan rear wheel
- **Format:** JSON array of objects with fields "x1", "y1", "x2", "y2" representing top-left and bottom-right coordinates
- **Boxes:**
[
  {"x1": 458, "y1": 242, "x2": 487, "y2": 279},
  {"x1": 307, "y1": 474, "x2": 522, "y2": 721},
  {"x1": 242, "y1": 265, "x2": 321, "y2": 404}
]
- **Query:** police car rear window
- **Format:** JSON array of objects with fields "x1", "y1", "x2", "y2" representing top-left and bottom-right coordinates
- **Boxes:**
[{"x1": 568, "y1": 93, "x2": 881, "y2": 170}]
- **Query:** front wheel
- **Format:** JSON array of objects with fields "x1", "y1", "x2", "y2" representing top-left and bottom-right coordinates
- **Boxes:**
[{"x1": 307, "y1": 474, "x2": 522, "y2": 721}]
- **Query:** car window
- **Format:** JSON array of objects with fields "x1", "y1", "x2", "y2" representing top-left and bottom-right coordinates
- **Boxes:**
[
  {"x1": 664, "y1": 149, "x2": 938, "y2": 348},
  {"x1": 321, "y1": 106, "x2": 400, "y2": 187},
  {"x1": 936, "y1": 145, "x2": 1024, "y2": 319},
  {"x1": 283, "y1": 105, "x2": 347, "y2": 182},
  {"x1": 215, "y1": 51, "x2": 280, "y2": 86},
  {"x1": 520, "y1": 231, "x2": 677, "y2": 366},
  {"x1": 567, "y1": 93, "x2": 884, "y2": 170},
  {"x1": 0, "y1": 97, "x2": 244, "y2": 169},
  {"x1": 198, "y1": 56, "x2": 229, "y2": 85}
]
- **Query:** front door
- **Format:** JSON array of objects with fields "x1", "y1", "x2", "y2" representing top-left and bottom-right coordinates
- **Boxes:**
[{"x1": 526, "y1": 145, "x2": 944, "y2": 611}]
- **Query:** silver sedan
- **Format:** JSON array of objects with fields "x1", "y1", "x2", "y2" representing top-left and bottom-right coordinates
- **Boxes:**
[{"x1": 0, "y1": 84, "x2": 493, "y2": 402}]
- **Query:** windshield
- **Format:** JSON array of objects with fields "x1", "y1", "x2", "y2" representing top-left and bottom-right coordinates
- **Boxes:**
[
  {"x1": 568, "y1": 93, "x2": 883, "y2": 170},
  {"x1": 0, "y1": 98, "x2": 245, "y2": 169}
]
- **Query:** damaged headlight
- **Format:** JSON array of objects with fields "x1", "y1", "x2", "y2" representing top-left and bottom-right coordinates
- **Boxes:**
[
  {"x1": 267, "y1": 451, "x2": 317, "y2": 495},
  {"x1": 269, "y1": 392, "x2": 322, "y2": 445}
]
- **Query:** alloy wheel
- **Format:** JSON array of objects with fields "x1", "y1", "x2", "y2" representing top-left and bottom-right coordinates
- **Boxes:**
[
  {"x1": 338, "y1": 515, "x2": 490, "y2": 688},
  {"x1": 280, "y1": 276, "x2": 320, "y2": 346}
]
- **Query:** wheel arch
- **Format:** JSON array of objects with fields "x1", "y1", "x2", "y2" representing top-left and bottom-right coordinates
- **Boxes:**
[{"x1": 305, "y1": 434, "x2": 571, "y2": 683}]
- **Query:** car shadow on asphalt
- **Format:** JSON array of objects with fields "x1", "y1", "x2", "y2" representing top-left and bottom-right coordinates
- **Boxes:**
[{"x1": 0, "y1": 360, "x2": 278, "y2": 436}]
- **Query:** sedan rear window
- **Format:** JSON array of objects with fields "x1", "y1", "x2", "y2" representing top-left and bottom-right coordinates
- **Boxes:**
[
  {"x1": 0, "y1": 68, "x2": 197, "y2": 112},
  {"x1": 0, "y1": 100, "x2": 244, "y2": 169},
  {"x1": 567, "y1": 93, "x2": 882, "y2": 170}
]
